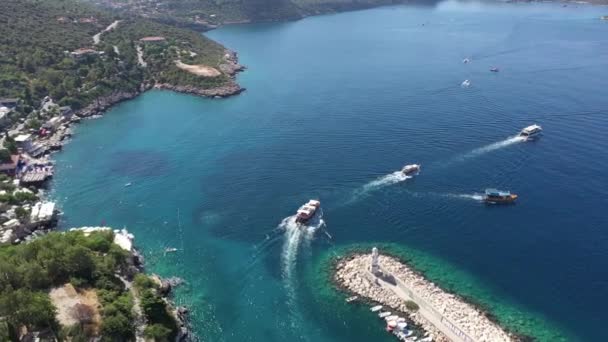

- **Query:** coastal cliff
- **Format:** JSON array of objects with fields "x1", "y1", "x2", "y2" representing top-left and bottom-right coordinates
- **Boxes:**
[{"x1": 0, "y1": 228, "x2": 194, "y2": 341}]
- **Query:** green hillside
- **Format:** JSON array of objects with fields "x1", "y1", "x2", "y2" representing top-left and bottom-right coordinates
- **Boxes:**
[
  {"x1": 0, "y1": 0, "x2": 236, "y2": 115},
  {"x1": 88, "y1": 0, "x2": 423, "y2": 29}
]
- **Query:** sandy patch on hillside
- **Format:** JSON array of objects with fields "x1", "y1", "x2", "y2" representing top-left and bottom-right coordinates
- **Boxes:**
[
  {"x1": 49, "y1": 284, "x2": 101, "y2": 333},
  {"x1": 175, "y1": 60, "x2": 221, "y2": 77}
]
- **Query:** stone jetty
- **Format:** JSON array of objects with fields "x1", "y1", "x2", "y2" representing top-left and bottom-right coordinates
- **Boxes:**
[{"x1": 335, "y1": 249, "x2": 515, "y2": 342}]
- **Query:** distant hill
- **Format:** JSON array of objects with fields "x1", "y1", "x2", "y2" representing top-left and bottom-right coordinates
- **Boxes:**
[{"x1": 88, "y1": 0, "x2": 435, "y2": 30}]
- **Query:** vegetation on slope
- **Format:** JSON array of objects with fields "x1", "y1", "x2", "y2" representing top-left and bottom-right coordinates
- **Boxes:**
[
  {"x1": 0, "y1": 231, "x2": 179, "y2": 341},
  {"x1": 0, "y1": 231, "x2": 130, "y2": 339},
  {"x1": 88, "y1": 0, "x2": 428, "y2": 29},
  {"x1": 0, "y1": 0, "x2": 234, "y2": 116}
]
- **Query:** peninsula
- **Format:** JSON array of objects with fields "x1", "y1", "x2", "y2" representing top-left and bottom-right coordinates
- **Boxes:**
[{"x1": 335, "y1": 248, "x2": 516, "y2": 342}]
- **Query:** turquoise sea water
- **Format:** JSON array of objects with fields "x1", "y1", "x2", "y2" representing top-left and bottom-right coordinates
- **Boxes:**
[{"x1": 51, "y1": 2, "x2": 608, "y2": 341}]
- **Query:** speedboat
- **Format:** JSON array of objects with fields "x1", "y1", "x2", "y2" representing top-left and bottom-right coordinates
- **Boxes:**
[
  {"x1": 484, "y1": 189, "x2": 518, "y2": 204},
  {"x1": 463, "y1": 58, "x2": 470, "y2": 64},
  {"x1": 402, "y1": 164, "x2": 420, "y2": 176},
  {"x1": 519, "y1": 124, "x2": 542, "y2": 140},
  {"x1": 461, "y1": 79, "x2": 471, "y2": 87},
  {"x1": 490, "y1": 67, "x2": 499, "y2": 72},
  {"x1": 295, "y1": 199, "x2": 321, "y2": 224}
]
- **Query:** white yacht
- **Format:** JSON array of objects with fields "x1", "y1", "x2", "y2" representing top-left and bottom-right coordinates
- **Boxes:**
[{"x1": 519, "y1": 124, "x2": 542, "y2": 140}]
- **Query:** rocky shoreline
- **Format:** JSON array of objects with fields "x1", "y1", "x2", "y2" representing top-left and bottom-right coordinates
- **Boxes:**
[
  {"x1": 76, "y1": 50, "x2": 245, "y2": 118},
  {"x1": 334, "y1": 251, "x2": 517, "y2": 342}
]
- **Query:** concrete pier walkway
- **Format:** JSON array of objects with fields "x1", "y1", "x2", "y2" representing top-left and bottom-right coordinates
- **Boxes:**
[
  {"x1": 335, "y1": 252, "x2": 513, "y2": 342},
  {"x1": 368, "y1": 269, "x2": 475, "y2": 342}
]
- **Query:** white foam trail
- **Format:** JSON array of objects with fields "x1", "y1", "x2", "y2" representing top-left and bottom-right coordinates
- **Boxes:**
[
  {"x1": 364, "y1": 171, "x2": 412, "y2": 190},
  {"x1": 279, "y1": 214, "x2": 324, "y2": 332},
  {"x1": 445, "y1": 193, "x2": 484, "y2": 201},
  {"x1": 460, "y1": 136, "x2": 525, "y2": 160},
  {"x1": 345, "y1": 171, "x2": 412, "y2": 205}
]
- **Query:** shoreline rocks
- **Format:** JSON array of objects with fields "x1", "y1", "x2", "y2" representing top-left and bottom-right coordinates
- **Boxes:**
[
  {"x1": 334, "y1": 252, "x2": 517, "y2": 342},
  {"x1": 153, "y1": 82, "x2": 245, "y2": 98}
]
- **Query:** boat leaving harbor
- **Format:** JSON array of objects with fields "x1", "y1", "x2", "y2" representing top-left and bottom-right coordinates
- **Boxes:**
[
  {"x1": 401, "y1": 164, "x2": 420, "y2": 176},
  {"x1": 484, "y1": 189, "x2": 518, "y2": 204},
  {"x1": 295, "y1": 199, "x2": 321, "y2": 224},
  {"x1": 519, "y1": 124, "x2": 542, "y2": 140}
]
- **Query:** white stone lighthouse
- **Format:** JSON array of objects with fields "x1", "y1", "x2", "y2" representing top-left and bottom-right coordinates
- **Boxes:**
[{"x1": 371, "y1": 247, "x2": 380, "y2": 274}]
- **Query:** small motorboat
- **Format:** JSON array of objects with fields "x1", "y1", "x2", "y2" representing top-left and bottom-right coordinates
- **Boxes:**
[
  {"x1": 402, "y1": 164, "x2": 420, "y2": 176},
  {"x1": 345, "y1": 295, "x2": 358, "y2": 303},
  {"x1": 490, "y1": 67, "x2": 499, "y2": 72},
  {"x1": 484, "y1": 189, "x2": 518, "y2": 204},
  {"x1": 295, "y1": 199, "x2": 321, "y2": 224},
  {"x1": 463, "y1": 58, "x2": 470, "y2": 64},
  {"x1": 519, "y1": 124, "x2": 543, "y2": 140},
  {"x1": 378, "y1": 311, "x2": 392, "y2": 318},
  {"x1": 124, "y1": 182, "x2": 132, "y2": 187},
  {"x1": 370, "y1": 305, "x2": 383, "y2": 312},
  {"x1": 385, "y1": 315, "x2": 399, "y2": 322},
  {"x1": 164, "y1": 247, "x2": 178, "y2": 253},
  {"x1": 461, "y1": 79, "x2": 471, "y2": 87}
]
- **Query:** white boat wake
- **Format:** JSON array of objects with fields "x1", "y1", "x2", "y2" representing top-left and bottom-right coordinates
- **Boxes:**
[
  {"x1": 445, "y1": 193, "x2": 484, "y2": 201},
  {"x1": 344, "y1": 171, "x2": 413, "y2": 205},
  {"x1": 456, "y1": 136, "x2": 525, "y2": 162},
  {"x1": 279, "y1": 213, "x2": 325, "y2": 328},
  {"x1": 365, "y1": 171, "x2": 412, "y2": 189}
]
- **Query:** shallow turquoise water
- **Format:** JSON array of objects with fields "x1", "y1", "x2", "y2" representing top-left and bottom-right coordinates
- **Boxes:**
[{"x1": 51, "y1": 2, "x2": 608, "y2": 341}]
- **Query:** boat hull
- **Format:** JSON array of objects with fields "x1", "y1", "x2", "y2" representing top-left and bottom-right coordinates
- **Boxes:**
[{"x1": 484, "y1": 194, "x2": 518, "y2": 204}]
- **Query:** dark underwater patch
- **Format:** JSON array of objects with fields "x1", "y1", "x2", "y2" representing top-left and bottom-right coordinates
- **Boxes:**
[{"x1": 109, "y1": 150, "x2": 171, "y2": 177}]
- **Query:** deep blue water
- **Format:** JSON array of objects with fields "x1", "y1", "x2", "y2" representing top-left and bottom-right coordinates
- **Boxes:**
[{"x1": 51, "y1": 2, "x2": 608, "y2": 341}]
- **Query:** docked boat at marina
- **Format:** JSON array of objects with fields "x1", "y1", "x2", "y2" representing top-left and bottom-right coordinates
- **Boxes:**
[
  {"x1": 519, "y1": 124, "x2": 542, "y2": 140},
  {"x1": 401, "y1": 164, "x2": 420, "y2": 176},
  {"x1": 295, "y1": 199, "x2": 321, "y2": 224},
  {"x1": 484, "y1": 189, "x2": 518, "y2": 204},
  {"x1": 370, "y1": 305, "x2": 383, "y2": 312},
  {"x1": 378, "y1": 311, "x2": 392, "y2": 318}
]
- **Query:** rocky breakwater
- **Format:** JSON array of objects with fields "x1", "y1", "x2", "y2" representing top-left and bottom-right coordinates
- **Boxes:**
[{"x1": 335, "y1": 252, "x2": 516, "y2": 342}]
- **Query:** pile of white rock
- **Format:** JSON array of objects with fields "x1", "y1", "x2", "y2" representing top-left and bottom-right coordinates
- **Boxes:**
[{"x1": 335, "y1": 253, "x2": 515, "y2": 342}]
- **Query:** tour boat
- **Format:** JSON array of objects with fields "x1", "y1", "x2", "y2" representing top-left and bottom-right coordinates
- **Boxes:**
[
  {"x1": 296, "y1": 199, "x2": 321, "y2": 224},
  {"x1": 402, "y1": 164, "x2": 420, "y2": 176},
  {"x1": 490, "y1": 67, "x2": 499, "y2": 72},
  {"x1": 519, "y1": 124, "x2": 543, "y2": 140},
  {"x1": 484, "y1": 189, "x2": 518, "y2": 204}
]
